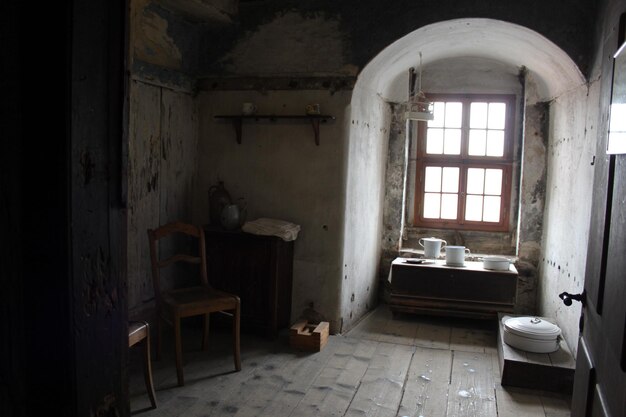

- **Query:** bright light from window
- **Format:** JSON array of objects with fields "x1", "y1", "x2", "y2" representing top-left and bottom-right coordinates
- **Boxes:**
[
  {"x1": 470, "y1": 103, "x2": 488, "y2": 128},
  {"x1": 486, "y1": 130, "x2": 504, "y2": 156},
  {"x1": 444, "y1": 129, "x2": 462, "y2": 154},
  {"x1": 441, "y1": 194, "x2": 458, "y2": 219},
  {"x1": 441, "y1": 167, "x2": 459, "y2": 193},
  {"x1": 483, "y1": 196, "x2": 501, "y2": 222},
  {"x1": 488, "y1": 103, "x2": 506, "y2": 129},
  {"x1": 465, "y1": 195, "x2": 483, "y2": 221},
  {"x1": 424, "y1": 193, "x2": 441, "y2": 218},
  {"x1": 484, "y1": 169, "x2": 503, "y2": 195},
  {"x1": 424, "y1": 166, "x2": 442, "y2": 192}
]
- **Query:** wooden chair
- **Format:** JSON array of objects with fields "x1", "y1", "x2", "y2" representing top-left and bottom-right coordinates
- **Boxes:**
[
  {"x1": 128, "y1": 321, "x2": 157, "y2": 409},
  {"x1": 148, "y1": 222, "x2": 241, "y2": 386}
]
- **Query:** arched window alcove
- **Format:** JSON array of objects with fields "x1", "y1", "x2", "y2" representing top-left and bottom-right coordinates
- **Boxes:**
[{"x1": 340, "y1": 18, "x2": 585, "y2": 332}]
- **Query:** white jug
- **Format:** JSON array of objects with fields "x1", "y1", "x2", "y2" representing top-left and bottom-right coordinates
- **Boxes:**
[
  {"x1": 419, "y1": 237, "x2": 447, "y2": 259},
  {"x1": 444, "y1": 246, "x2": 471, "y2": 266}
]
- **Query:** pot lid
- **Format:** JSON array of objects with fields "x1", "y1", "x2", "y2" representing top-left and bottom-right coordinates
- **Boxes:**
[{"x1": 503, "y1": 316, "x2": 561, "y2": 340}]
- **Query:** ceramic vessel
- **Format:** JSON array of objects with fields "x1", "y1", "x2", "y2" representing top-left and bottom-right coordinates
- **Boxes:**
[
  {"x1": 483, "y1": 256, "x2": 511, "y2": 271},
  {"x1": 419, "y1": 237, "x2": 447, "y2": 259},
  {"x1": 502, "y1": 316, "x2": 561, "y2": 353},
  {"x1": 208, "y1": 181, "x2": 232, "y2": 226},
  {"x1": 444, "y1": 246, "x2": 470, "y2": 266}
]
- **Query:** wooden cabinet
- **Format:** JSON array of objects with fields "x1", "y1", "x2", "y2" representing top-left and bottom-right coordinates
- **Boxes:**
[
  {"x1": 389, "y1": 257, "x2": 518, "y2": 319},
  {"x1": 203, "y1": 226, "x2": 294, "y2": 337}
]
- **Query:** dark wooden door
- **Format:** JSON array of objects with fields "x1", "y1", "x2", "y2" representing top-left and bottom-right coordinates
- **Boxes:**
[
  {"x1": 569, "y1": 13, "x2": 626, "y2": 417},
  {"x1": 571, "y1": 153, "x2": 626, "y2": 417}
]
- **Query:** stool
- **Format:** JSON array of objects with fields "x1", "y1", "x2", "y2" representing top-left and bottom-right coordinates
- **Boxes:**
[{"x1": 129, "y1": 321, "x2": 157, "y2": 409}]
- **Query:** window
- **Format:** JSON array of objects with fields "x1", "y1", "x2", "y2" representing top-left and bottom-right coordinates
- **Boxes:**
[{"x1": 414, "y1": 94, "x2": 515, "y2": 232}]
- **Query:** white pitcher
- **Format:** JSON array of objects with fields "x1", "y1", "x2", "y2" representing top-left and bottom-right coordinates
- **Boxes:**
[{"x1": 418, "y1": 237, "x2": 447, "y2": 259}]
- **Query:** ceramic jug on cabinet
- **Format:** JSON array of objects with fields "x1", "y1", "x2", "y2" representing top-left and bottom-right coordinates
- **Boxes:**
[
  {"x1": 208, "y1": 181, "x2": 232, "y2": 226},
  {"x1": 220, "y1": 198, "x2": 247, "y2": 230}
]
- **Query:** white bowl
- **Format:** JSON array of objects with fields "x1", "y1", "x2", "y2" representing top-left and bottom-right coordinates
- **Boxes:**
[{"x1": 483, "y1": 256, "x2": 511, "y2": 271}]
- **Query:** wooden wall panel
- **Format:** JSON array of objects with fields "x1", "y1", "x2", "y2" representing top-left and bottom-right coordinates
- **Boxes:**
[
  {"x1": 127, "y1": 81, "x2": 199, "y2": 314},
  {"x1": 128, "y1": 81, "x2": 161, "y2": 310},
  {"x1": 160, "y1": 88, "x2": 198, "y2": 224}
]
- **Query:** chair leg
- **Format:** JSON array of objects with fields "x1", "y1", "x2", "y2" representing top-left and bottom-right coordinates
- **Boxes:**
[
  {"x1": 156, "y1": 315, "x2": 162, "y2": 361},
  {"x1": 174, "y1": 317, "x2": 184, "y2": 386},
  {"x1": 233, "y1": 300, "x2": 241, "y2": 372},
  {"x1": 201, "y1": 313, "x2": 210, "y2": 351},
  {"x1": 142, "y1": 324, "x2": 157, "y2": 409}
]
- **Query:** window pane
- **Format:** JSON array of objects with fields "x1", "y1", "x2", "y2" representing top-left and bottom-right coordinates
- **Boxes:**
[
  {"x1": 424, "y1": 166, "x2": 442, "y2": 192},
  {"x1": 483, "y1": 196, "x2": 501, "y2": 222},
  {"x1": 488, "y1": 103, "x2": 506, "y2": 129},
  {"x1": 468, "y1": 129, "x2": 487, "y2": 156},
  {"x1": 444, "y1": 129, "x2": 461, "y2": 154},
  {"x1": 445, "y1": 102, "x2": 463, "y2": 128},
  {"x1": 441, "y1": 167, "x2": 459, "y2": 193},
  {"x1": 470, "y1": 102, "x2": 488, "y2": 128},
  {"x1": 424, "y1": 193, "x2": 441, "y2": 218},
  {"x1": 428, "y1": 102, "x2": 445, "y2": 128},
  {"x1": 466, "y1": 168, "x2": 485, "y2": 195},
  {"x1": 426, "y1": 128, "x2": 443, "y2": 154},
  {"x1": 484, "y1": 169, "x2": 503, "y2": 195},
  {"x1": 441, "y1": 194, "x2": 458, "y2": 219},
  {"x1": 486, "y1": 130, "x2": 504, "y2": 156},
  {"x1": 465, "y1": 195, "x2": 483, "y2": 221}
]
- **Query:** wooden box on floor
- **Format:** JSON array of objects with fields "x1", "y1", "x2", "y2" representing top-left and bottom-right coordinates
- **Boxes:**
[
  {"x1": 289, "y1": 320, "x2": 329, "y2": 352},
  {"x1": 497, "y1": 313, "x2": 575, "y2": 394}
]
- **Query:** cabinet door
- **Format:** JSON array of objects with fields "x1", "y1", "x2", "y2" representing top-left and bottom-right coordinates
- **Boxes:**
[{"x1": 204, "y1": 231, "x2": 272, "y2": 333}]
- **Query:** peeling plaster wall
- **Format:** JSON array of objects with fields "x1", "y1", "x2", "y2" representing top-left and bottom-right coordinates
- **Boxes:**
[
  {"x1": 215, "y1": 11, "x2": 356, "y2": 77},
  {"x1": 132, "y1": 0, "x2": 183, "y2": 70},
  {"x1": 195, "y1": 90, "x2": 350, "y2": 332},
  {"x1": 127, "y1": 80, "x2": 199, "y2": 314},
  {"x1": 538, "y1": 82, "x2": 598, "y2": 357},
  {"x1": 340, "y1": 87, "x2": 390, "y2": 332}
]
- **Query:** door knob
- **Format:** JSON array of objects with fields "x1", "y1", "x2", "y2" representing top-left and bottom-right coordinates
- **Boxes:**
[{"x1": 559, "y1": 291, "x2": 586, "y2": 307}]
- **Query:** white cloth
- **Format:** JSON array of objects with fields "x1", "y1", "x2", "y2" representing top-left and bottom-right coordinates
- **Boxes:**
[{"x1": 241, "y1": 218, "x2": 301, "y2": 241}]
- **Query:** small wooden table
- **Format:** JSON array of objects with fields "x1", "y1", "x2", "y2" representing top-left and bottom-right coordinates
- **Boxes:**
[{"x1": 389, "y1": 257, "x2": 518, "y2": 319}]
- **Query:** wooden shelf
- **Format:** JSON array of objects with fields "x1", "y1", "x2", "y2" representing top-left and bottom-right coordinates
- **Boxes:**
[{"x1": 214, "y1": 114, "x2": 335, "y2": 146}]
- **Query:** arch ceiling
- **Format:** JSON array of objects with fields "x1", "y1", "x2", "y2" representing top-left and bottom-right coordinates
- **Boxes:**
[{"x1": 357, "y1": 18, "x2": 585, "y2": 102}]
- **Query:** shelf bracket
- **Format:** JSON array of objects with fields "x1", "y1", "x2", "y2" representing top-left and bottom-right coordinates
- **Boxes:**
[
  {"x1": 232, "y1": 117, "x2": 242, "y2": 144},
  {"x1": 309, "y1": 118, "x2": 320, "y2": 146}
]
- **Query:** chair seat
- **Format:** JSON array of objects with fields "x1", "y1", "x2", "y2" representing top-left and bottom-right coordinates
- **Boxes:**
[
  {"x1": 162, "y1": 286, "x2": 239, "y2": 317},
  {"x1": 128, "y1": 321, "x2": 148, "y2": 347}
]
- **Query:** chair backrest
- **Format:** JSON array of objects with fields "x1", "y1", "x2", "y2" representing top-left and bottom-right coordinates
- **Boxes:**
[{"x1": 147, "y1": 222, "x2": 209, "y2": 302}]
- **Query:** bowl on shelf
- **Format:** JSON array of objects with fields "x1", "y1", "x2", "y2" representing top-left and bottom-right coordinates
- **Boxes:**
[{"x1": 482, "y1": 256, "x2": 511, "y2": 271}]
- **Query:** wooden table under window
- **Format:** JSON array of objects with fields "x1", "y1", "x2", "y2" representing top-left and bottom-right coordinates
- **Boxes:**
[{"x1": 389, "y1": 257, "x2": 518, "y2": 319}]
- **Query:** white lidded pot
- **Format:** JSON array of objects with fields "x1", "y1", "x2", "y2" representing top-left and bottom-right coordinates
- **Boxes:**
[{"x1": 502, "y1": 316, "x2": 561, "y2": 353}]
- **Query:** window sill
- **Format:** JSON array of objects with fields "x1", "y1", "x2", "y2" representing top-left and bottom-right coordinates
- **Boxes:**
[{"x1": 398, "y1": 247, "x2": 518, "y2": 263}]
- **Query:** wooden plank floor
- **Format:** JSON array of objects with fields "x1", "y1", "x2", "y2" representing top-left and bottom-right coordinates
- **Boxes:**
[{"x1": 129, "y1": 305, "x2": 571, "y2": 416}]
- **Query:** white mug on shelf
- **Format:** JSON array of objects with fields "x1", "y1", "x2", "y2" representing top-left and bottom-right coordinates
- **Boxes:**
[
  {"x1": 444, "y1": 246, "x2": 471, "y2": 266},
  {"x1": 242, "y1": 102, "x2": 257, "y2": 115}
]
